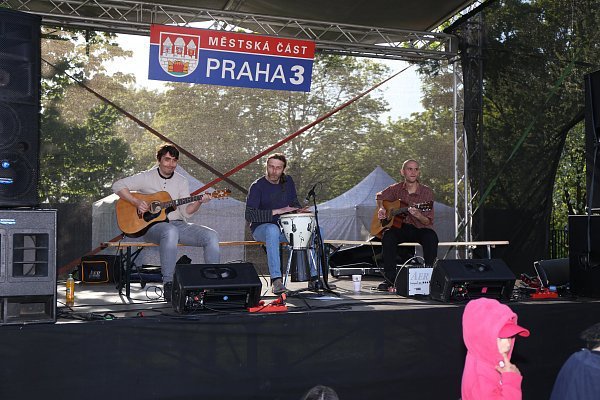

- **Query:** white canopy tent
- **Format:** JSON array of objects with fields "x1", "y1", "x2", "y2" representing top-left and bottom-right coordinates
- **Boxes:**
[
  {"x1": 316, "y1": 166, "x2": 456, "y2": 260},
  {"x1": 92, "y1": 166, "x2": 247, "y2": 265}
]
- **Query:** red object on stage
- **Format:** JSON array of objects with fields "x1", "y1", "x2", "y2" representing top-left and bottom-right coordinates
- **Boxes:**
[
  {"x1": 531, "y1": 288, "x2": 559, "y2": 299},
  {"x1": 248, "y1": 294, "x2": 288, "y2": 313}
]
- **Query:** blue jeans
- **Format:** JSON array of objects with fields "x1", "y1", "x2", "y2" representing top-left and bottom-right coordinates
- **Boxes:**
[
  {"x1": 143, "y1": 220, "x2": 220, "y2": 283},
  {"x1": 252, "y1": 223, "x2": 320, "y2": 281}
]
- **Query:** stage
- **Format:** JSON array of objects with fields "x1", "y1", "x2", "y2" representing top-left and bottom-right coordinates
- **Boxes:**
[{"x1": 0, "y1": 275, "x2": 598, "y2": 400}]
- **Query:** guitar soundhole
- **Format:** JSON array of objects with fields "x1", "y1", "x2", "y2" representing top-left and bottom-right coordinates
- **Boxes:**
[{"x1": 142, "y1": 211, "x2": 160, "y2": 223}]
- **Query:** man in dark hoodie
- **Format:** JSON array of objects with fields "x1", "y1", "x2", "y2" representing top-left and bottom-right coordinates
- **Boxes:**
[
  {"x1": 550, "y1": 322, "x2": 600, "y2": 399},
  {"x1": 461, "y1": 298, "x2": 530, "y2": 400}
]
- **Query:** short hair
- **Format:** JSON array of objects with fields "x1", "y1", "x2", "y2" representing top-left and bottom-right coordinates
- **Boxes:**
[
  {"x1": 156, "y1": 143, "x2": 179, "y2": 161},
  {"x1": 402, "y1": 159, "x2": 420, "y2": 170},
  {"x1": 267, "y1": 153, "x2": 287, "y2": 169},
  {"x1": 581, "y1": 322, "x2": 600, "y2": 350}
]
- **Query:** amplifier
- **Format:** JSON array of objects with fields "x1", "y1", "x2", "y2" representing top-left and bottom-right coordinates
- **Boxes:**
[
  {"x1": 172, "y1": 263, "x2": 262, "y2": 313},
  {"x1": 396, "y1": 266, "x2": 433, "y2": 297},
  {"x1": 79, "y1": 255, "x2": 121, "y2": 284}
]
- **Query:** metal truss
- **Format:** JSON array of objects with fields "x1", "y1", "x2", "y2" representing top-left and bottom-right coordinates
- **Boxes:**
[
  {"x1": 452, "y1": 61, "x2": 473, "y2": 257},
  {"x1": 0, "y1": 0, "x2": 457, "y2": 61},
  {"x1": 452, "y1": 14, "x2": 484, "y2": 258}
]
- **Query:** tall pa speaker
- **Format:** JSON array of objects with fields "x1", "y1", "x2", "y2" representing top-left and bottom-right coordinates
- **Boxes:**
[
  {"x1": 584, "y1": 70, "x2": 600, "y2": 211},
  {"x1": 429, "y1": 259, "x2": 515, "y2": 302},
  {"x1": 568, "y1": 215, "x2": 600, "y2": 298},
  {"x1": 0, "y1": 9, "x2": 41, "y2": 207},
  {"x1": 172, "y1": 263, "x2": 262, "y2": 313}
]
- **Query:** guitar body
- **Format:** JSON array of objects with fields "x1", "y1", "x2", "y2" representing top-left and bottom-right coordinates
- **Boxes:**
[
  {"x1": 115, "y1": 189, "x2": 231, "y2": 236},
  {"x1": 369, "y1": 200, "x2": 433, "y2": 239},
  {"x1": 370, "y1": 200, "x2": 408, "y2": 239},
  {"x1": 116, "y1": 191, "x2": 173, "y2": 236}
]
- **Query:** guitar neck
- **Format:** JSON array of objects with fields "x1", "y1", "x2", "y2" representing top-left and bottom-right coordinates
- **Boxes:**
[
  {"x1": 390, "y1": 207, "x2": 409, "y2": 217},
  {"x1": 161, "y1": 194, "x2": 204, "y2": 209}
]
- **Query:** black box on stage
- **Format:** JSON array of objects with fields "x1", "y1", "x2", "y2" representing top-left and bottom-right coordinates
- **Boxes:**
[
  {"x1": 396, "y1": 266, "x2": 433, "y2": 297},
  {"x1": 78, "y1": 255, "x2": 121, "y2": 283},
  {"x1": 429, "y1": 259, "x2": 515, "y2": 302},
  {"x1": 568, "y1": 215, "x2": 600, "y2": 297},
  {"x1": 172, "y1": 263, "x2": 262, "y2": 313}
]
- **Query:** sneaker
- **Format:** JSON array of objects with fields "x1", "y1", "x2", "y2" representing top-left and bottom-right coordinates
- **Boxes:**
[
  {"x1": 272, "y1": 278, "x2": 287, "y2": 295},
  {"x1": 308, "y1": 279, "x2": 320, "y2": 291},
  {"x1": 163, "y1": 282, "x2": 173, "y2": 303},
  {"x1": 377, "y1": 281, "x2": 392, "y2": 291}
]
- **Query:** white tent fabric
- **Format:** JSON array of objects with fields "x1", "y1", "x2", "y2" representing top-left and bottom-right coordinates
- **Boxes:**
[
  {"x1": 316, "y1": 166, "x2": 456, "y2": 260},
  {"x1": 92, "y1": 166, "x2": 246, "y2": 266}
]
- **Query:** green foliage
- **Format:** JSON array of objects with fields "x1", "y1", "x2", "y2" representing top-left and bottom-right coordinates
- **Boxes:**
[
  {"x1": 39, "y1": 28, "x2": 134, "y2": 203},
  {"x1": 148, "y1": 54, "x2": 391, "y2": 201}
]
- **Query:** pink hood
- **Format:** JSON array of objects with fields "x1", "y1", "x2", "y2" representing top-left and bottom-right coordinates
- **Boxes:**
[{"x1": 461, "y1": 298, "x2": 526, "y2": 400}]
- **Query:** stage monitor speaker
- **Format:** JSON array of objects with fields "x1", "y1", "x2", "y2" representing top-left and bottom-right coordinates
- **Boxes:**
[
  {"x1": 172, "y1": 263, "x2": 262, "y2": 313},
  {"x1": 533, "y1": 258, "x2": 569, "y2": 288},
  {"x1": 0, "y1": 9, "x2": 41, "y2": 207},
  {"x1": 429, "y1": 259, "x2": 515, "y2": 302},
  {"x1": 568, "y1": 215, "x2": 600, "y2": 297},
  {"x1": 0, "y1": 209, "x2": 56, "y2": 325}
]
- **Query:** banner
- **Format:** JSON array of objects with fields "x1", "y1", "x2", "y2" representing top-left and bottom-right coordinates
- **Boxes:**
[{"x1": 149, "y1": 25, "x2": 315, "y2": 92}]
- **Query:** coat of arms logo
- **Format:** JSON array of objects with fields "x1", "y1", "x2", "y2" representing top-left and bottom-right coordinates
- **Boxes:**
[{"x1": 158, "y1": 32, "x2": 200, "y2": 77}]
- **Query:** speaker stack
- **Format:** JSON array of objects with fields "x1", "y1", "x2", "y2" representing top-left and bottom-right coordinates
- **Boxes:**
[
  {"x1": 172, "y1": 263, "x2": 262, "y2": 313},
  {"x1": 429, "y1": 259, "x2": 516, "y2": 302},
  {"x1": 0, "y1": 9, "x2": 41, "y2": 206},
  {"x1": 568, "y1": 215, "x2": 600, "y2": 298},
  {"x1": 0, "y1": 10, "x2": 56, "y2": 325}
]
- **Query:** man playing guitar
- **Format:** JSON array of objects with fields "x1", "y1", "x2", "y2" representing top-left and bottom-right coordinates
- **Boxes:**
[
  {"x1": 375, "y1": 159, "x2": 438, "y2": 291},
  {"x1": 112, "y1": 143, "x2": 220, "y2": 301}
]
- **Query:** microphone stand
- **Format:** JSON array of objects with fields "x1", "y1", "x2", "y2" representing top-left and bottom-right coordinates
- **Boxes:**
[{"x1": 307, "y1": 190, "x2": 336, "y2": 293}]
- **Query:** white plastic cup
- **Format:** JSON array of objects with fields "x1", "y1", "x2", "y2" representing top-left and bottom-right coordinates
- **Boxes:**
[{"x1": 352, "y1": 274, "x2": 362, "y2": 292}]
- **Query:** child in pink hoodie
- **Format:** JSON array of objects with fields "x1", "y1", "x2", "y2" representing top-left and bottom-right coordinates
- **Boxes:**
[{"x1": 461, "y1": 298, "x2": 530, "y2": 400}]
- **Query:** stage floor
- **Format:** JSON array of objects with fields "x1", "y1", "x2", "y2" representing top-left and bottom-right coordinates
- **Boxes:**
[
  {"x1": 56, "y1": 274, "x2": 453, "y2": 321},
  {"x1": 3, "y1": 274, "x2": 599, "y2": 400}
]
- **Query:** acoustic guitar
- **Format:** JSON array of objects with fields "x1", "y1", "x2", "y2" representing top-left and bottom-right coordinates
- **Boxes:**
[
  {"x1": 116, "y1": 189, "x2": 231, "y2": 236},
  {"x1": 370, "y1": 200, "x2": 433, "y2": 238}
]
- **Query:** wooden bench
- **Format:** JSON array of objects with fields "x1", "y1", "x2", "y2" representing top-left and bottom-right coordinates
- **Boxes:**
[
  {"x1": 102, "y1": 240, "x2": 269, "y2": 298},
  {"x1": 102, "y1": 240, "x2": 509, "y2": 297},
  {"x1": 324, "y1": 240, "x2": 509, "y2": 258}
]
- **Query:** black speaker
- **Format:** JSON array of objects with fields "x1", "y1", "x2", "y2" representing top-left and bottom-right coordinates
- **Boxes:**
[
  {"x1": 0, "y1": 209, "x2": 56, "y2": 325},
  {"x1": 585, "y1": 70, "x2": 600, "y2": 211},
  {"x1": 172, "y1": 263, "x2": 262, "y2": 313},
  {"x1": 568, "y1": 215, "x2": 600, "y2": 297},
  {"x1": 0, "y1": 9, "x2": 41, "y2": 207},
  {"x1": 429, "y1": 259, "x2": 515, "y2": 302}
]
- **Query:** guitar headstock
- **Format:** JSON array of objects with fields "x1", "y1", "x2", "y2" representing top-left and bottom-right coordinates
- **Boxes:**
[{"x1": 209, "y1": 188, "x2": 232, "y2": 199}]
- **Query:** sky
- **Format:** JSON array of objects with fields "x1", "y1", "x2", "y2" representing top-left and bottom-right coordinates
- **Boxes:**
[{"x1": 107, "y1": 33, "x2": 424, "y2": 120}]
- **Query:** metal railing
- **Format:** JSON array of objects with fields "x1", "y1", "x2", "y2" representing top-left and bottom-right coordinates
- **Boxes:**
[{"x1": 549, "y1": 229, "x2": 569, "y2": 259}]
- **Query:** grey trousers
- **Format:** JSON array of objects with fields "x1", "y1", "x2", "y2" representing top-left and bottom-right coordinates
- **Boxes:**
[{"x1": 143, "y1": 220, "x2": 220, "y2": 282}]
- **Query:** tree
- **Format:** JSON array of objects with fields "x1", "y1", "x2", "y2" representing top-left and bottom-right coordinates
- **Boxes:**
[
  {"x1": 39, "y1": 28, "x2": 135, "y2": 202},
  {"x1": 147, "y1": 54, "x2": 390, "y2": 201}
]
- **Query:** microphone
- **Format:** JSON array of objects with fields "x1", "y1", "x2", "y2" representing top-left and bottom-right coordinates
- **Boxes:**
[{"x1": 305, "y1": 182, "x2": 318, "y2": 202}]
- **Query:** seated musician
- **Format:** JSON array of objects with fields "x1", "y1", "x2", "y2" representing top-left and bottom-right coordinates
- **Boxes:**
[
  {"x1": 375, "y1": 159, "x2": 438, "y2": 291},
  {"x1": 245, "y1": 153, "x2": 318, "y2": 294},
  {"x1": 112, "y1": 143, "x2": 220, "y2": 301}
]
